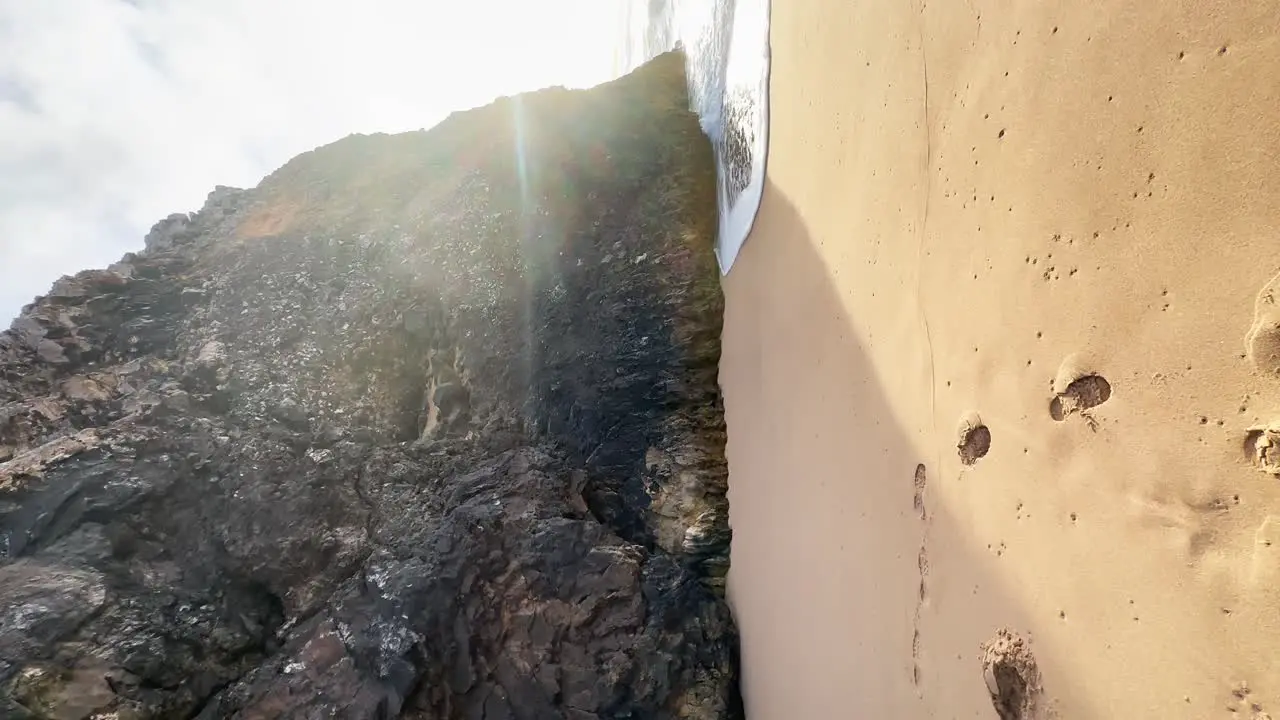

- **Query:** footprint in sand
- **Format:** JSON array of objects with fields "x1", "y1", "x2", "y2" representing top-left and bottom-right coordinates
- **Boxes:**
[
  {"x1": 1246, "y1": 269, "x2": 1280, "y2": 378},
  {"x1": 958, "y1": 412, "x2": 991, "y2": 465},
  {"x1": 1243, "y1": 425, "x2": 1280, "y2": 476},
  {"x1": 911, "y1": 464, "x2": 931, "y2": 691},
  {"x1": 1049, "y1": 354, "x2": 1111, "y2": 423},
  {"x1": 1228, "y1": 681, "x2": 1274, "y2": 720},
  {"x1": 980, "y1": 628, "x2": 1044, "y2": 720},
  {"x1": 913, "y1": 463, "x2": 928, "y2": 518}
]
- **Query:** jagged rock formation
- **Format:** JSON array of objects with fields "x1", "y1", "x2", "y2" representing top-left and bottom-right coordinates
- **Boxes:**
[{"x1": 0, "y1": 51, "x2": 739, "y2": 719}]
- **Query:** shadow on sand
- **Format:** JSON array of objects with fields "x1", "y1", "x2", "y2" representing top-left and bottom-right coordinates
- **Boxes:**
[{"x1": 718, "y1": 179, "x2": 1095, "y2": 719}]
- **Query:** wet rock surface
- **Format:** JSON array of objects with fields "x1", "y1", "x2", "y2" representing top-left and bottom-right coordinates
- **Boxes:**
[{"x1": 0, "y1": 51, "x2": 739, "y2": 719}]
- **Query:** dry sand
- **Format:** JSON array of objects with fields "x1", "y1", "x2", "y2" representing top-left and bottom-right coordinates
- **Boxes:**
[{"x1": 719, "y1": 1, "x2": 1280, "y2": 717}]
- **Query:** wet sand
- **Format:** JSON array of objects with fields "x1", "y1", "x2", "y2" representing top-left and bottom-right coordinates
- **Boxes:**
[{"x1": 720, "y1": 1, "x2": 1280, "y2": 717}]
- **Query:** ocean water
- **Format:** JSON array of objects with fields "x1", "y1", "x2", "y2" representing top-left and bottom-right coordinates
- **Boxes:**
[{"x1": 615, "y1": 0, "x2": 771, "y2": 274}]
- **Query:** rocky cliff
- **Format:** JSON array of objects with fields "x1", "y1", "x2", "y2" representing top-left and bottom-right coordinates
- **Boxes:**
[{"x1": 0, "y1": 51, "x2": 740, "y2": 719}]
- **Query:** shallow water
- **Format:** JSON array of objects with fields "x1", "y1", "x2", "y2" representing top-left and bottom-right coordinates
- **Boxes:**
[{"x1": 618, "y1": 0, "x2": 771, "y2": 273}]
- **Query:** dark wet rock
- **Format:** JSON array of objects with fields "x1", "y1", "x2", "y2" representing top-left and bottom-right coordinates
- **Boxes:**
[{"x1": 0, "y1": 51, "x2": 738, "y2": 719}]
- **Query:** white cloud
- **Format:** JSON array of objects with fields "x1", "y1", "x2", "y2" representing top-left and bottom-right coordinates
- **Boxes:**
[{"x1": 0, "y1": 0, "x2": 632, "y2": 322}]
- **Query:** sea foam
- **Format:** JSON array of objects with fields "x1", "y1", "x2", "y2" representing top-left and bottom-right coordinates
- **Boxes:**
[{"x1": 618, "y1": 0, "x2": 771, "y2": 274}]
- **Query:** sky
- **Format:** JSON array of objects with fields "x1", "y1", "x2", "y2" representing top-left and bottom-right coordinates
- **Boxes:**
[{"x1": 0, "y1": 0, "x2": 635, "y2": 322}]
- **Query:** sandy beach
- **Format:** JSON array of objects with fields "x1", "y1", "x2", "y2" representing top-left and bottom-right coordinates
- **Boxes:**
[{"x1": 721, "y1": 1, "x2": 1280, "y2": 717}]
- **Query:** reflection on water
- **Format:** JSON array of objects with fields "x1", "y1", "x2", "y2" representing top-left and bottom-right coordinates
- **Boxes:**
[{"x1": 618, "y1": 0, "x2": 770, "y2": 273}]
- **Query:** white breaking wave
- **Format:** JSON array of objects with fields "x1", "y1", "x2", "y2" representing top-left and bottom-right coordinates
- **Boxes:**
[{"x1": 616, "y1": 0, "x2": 771, "y2": 274}]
